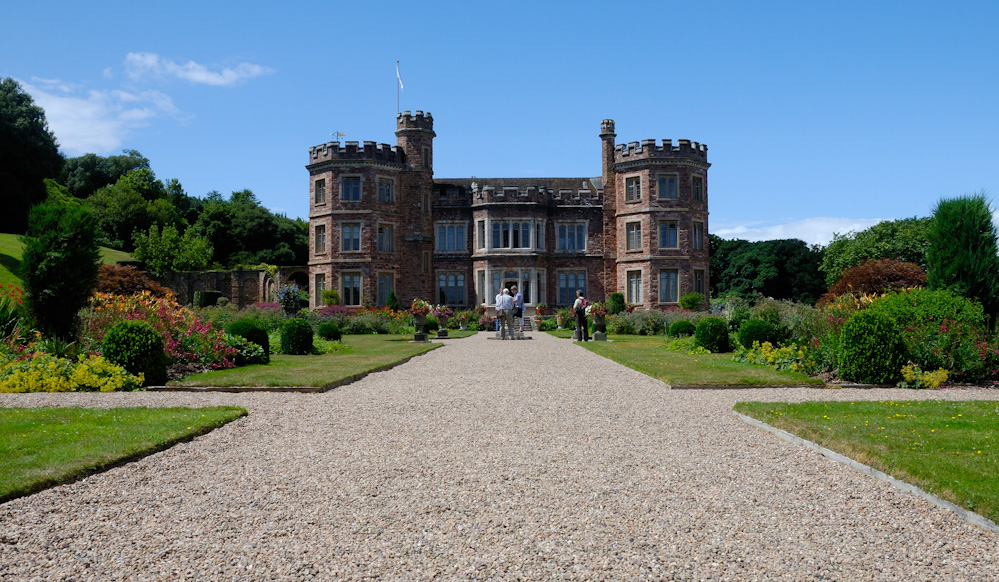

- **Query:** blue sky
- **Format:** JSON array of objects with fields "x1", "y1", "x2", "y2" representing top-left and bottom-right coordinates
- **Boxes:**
[{"x1": 3, "y1": 1, "x2": 997, "y2": 245}]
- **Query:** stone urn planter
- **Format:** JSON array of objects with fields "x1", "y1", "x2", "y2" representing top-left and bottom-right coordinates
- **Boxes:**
[
  {"x1": 592, "y1": 313, "x2": 606, "y2": 333},
  {"x1": 437, "y1": 315, "x2": 450, "y2": 338},
  {"x1": 556, "y1": 314, "x2": 565, "y2": 329},
  {"x1": 413, "y1": 314, "x2": 428, "y2": 342},
  {"x1": 457, "y1": 317, "x2": 468, "y2": 331}
]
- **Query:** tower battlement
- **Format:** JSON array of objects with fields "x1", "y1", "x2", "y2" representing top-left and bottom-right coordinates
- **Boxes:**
[
  {"x1": 614, "y1": 139, "x2": 708, "y2": 162},
  {"x1": 308, "y1": 141, "x2": 403, "y2": 164},
  {"x1": 396, "y1": 110, "x2": 434, "y2": 132}
]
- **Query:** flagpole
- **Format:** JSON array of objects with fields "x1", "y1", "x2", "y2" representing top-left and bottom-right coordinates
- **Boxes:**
[{"x1": 396, "y1": 60, "x2": 400, "y2": 115}]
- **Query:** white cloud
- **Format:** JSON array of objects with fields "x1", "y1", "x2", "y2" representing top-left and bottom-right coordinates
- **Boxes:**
[
  {"x1": 22, "y1": 78, "x2": 181, "y2": 155},
  {"x1": 712, "y1": 217, "x2": 884, "y2": 247},
  {"x1": 124, "y1": 52, "x2": 274, "y2": 87}
]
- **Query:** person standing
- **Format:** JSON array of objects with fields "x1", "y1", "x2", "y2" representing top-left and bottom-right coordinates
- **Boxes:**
[
  {"x1": 496, "y1": 288, "x2": 515, "y2": 339},
  {"x1": 511, "y1": 284, "x2": 525, "y2": 332},
  {"x1": 571, "y1": 289, "x2": 589, "y2": 341}
]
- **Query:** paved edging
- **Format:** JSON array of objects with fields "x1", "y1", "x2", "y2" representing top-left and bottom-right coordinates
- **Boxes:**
[{"x1": 733, "y1": 410, "x2": 999, "y2": 534}]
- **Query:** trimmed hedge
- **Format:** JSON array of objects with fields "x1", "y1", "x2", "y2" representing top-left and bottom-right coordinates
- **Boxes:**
[
  {"x1": 668, "y1": 320, "x2": 696, "y2": 337},
  {"x1": 738, "y1": 319, "x2": 778, "y2": 348},
  {"x1": 226, "y1": 319, "x2": 270, "y2": 359},
  {"x1": 838, "y1": 310, "x2": 906, "y2": 384},
  {"x1": 317, "y1": 322, "x2": 342, "y2": 341},
  {"x1": 694, "y1": 317, "x2": 731, "y2": 353},
  {"x1": 102, "y1": 320, "x2": 167, "y2": 386},
  {"x1": 280, "y1": 318, "x2": 314, "y2": 355}
]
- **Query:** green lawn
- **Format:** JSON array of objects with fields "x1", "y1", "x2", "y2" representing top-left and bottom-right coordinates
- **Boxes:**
[
  {"x1": 559, "y1": 333, "x2": 823, "y2": 386},
  {"x1": 735, "y1": 400, "x2": 999, "y2": 524},
  {"x1": 170, "y1": 332, "x2": 473, "y2": 388},
  {"x1": 0, "y1": 232, "x2": 133, "y2": 288},
  {"x1": 0, "y1": 406, "x2": 246, "y2": 502}
]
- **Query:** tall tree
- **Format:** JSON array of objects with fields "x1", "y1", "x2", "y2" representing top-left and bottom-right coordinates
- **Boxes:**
[
  {"x1": 0, "y1": 78, "x2": 65, "y2": 233},
  {"x1": 710, "y1": 236, "x2": 825, "y2": 304},
  {"x1": 925, "y1": 192, "x2": 999, "y2": 323},
  {"x1": 84, "y1": 168, "x2": 181, "y2": 250},
  {"x1": 819, "y1": 217, "x2": 931, "y2": 286},
  {"x1": 61, "y1": 150, "x2": 150, "y2": 199}
]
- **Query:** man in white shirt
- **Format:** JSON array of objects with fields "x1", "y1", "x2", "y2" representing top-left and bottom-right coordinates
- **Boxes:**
[{"x1": 496, "y1": 288, "x2": 515, "y2": 339}]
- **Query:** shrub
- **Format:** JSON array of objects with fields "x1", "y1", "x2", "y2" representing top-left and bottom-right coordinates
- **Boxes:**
[
  {"x1": 668, "y1": 320, "x2": 696, "y2": 337},
  {"x1": 193, "y1": 290, "x2": 222, "y2": 308},
  {"x1": 738, "y1": 319, "x2": 778, "y2": 348},
  {"x1": 102, "y1": 320, "x2": 167, "y2": 386},
  {"x1": 225, "y1": 334, "x2": 268, "y2": 366},
  {"x1": 817, "y1": 259, "x2": 927, "y2": 308},
  {"x1": 95, "y1": 264, "x2": 169, "y2": 297},
  {"x1": 317, "y1": 321, "x2": 342, "y2": 341},
  {"x1": 711, "y1": 293, "x2": 751, "y2": 332},
  {"x1": 280, "y1": 318, "x2": 313, "y2": 355},
  {"x1": 0, "y1": 353, "x2": 143, "y2": 393},
  {"x1": 679, "y1": 292, "x2": 705, "y2": 311},
  {"x1": 608, "y1": 292, "x2": 627, "y2": 315},
  {"x1": 838, "y1": 311, "x2": 906, "y2": 384},
  {"x1": 0, "y1": 284, "x2": 24, "y2": 340},
  {"x1": 694, "y1": 317, "x2": 731, "y2": 353},
  {"x1": 322, "y1": 288, "x2": 340, "y2": 306},
  {"x1": 385, "y1": 290, "x2": 400, "y2": 311},
  {"x1": 20, "y1": 203, "x2": 100, "y2": 340},
  {"x1": 226, "y1": 320, "x2": 270, "y2": 359},
  {"x1": 537, "y1": 317, "x2": 558, "y2": 331},
  {"x1": 278, "y1": 284, "x2": 303, "y2": 314},
  {"x1": 733, "y1": 341, "x2": 819, "y2": 375}
]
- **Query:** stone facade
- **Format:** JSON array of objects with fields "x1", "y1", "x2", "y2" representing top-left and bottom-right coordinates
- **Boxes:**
[{"x1": 306, "y1": 112, "x2": 709, "y2": 311}]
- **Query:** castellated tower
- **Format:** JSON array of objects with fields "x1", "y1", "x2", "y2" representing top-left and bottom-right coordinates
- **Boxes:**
[
  {"x1": 305, "y1": 111, "x2": 435, "y2": 309},
  {"x1": 606, "y1": 125, "x2": 710, "y2": 308}
]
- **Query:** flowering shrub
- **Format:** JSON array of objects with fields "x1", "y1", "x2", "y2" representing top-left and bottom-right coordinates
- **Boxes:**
[
  {"x1": 0, "y1": 283, "x2": 24, "y2": 339},
  {"x1": 409, "y1": 298, "x2": 431, "y2": 317},
  {"x1": 277, "y1": 284, "x2": 303, "y2": 314},
  {"x1": 0, "y1": 352, "x2": 143, "y2": 392},
  {"x1": 898, "y1": 364, "x2": 949, "y2": 389},
  {"x1": 535, "y1": 302, "x2": 548, "y2": 315},
  {"x1": 474, "y1": 304, "x2": 487, "y2": 316},
  {"x1": 433, "y1": 304, "x2": 454, "y2": 319},
  {"x1": 587, "y1": 302, "x2": 608, "y2": 317},
  {"x1": 79, "y1": 292, "x2": 239, "y2": 370},
  {"x1": 733, "y1": 341, "x2": 819, "y2": 375}
]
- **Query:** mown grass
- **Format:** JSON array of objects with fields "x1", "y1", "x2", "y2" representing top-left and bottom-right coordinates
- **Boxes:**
[
  {"x1": 171, "y1": 332, "x2": 474, "y2": 388},
  {"x1": 0, "y1": 232, "x2": 133, "y2": 288},
  {"x1": 0, "y1": 406, "x2": 246, "y2": 502},
  {"x1": 735, "y1": 400, "x2": 999, "y2": 524},
  {"x1": 554, "y1": 332, "x2": 823, "y2": 386}
]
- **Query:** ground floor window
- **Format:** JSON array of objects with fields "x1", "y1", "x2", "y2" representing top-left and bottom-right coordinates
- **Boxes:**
[
  {"x1": 437, "y1": 272, "x2": 466, "y2": 305},
  {"x1": 315, "y1": 273, "x2": 326, "y2": 305},
  {"x1": 559, "y1": 271, "x2": 585, "y2": 305},
  {"x1": 694, "y1": 269, "x2": 704, "y2": 295},
  {"x1": 343, "y1": 272, "x2": 361, "y2": 306},
  {"x1": 627, "y1": 270, "x2": 642, "y2": 303},
  {"x1": 377, "y1": 273, "x2": 394, "y2": 307},
  {"x1": 659, "y1": 269, "x2": 678, "y2": 303}
]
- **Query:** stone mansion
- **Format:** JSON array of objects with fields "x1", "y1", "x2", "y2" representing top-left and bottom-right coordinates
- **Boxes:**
[{"x1": 307, "y1": 112, "x2": 710, "y2": 312}]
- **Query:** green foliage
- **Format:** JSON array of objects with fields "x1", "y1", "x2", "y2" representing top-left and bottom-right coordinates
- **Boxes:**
[
  {"x1": 668, "y1": 320, "x2": 696, "y2": 337},
  {"x1": 838, "y1": 311, "x2": 905, "y2": 384},
  {"x1": 94, "y1": 264, "x2": 169, "y2": 297},
  {"x1": 191, "y1": 191, "x2": 308, "y2": 267},
  {"x1": 710, "y1": 292, "x2": 752, "y2": 332},
  {"x1": 694, "y1": 317, "x2": 731, "y2": 353},
  {"x1": 385, "y1": 289, "x2": 400, "y2": 311},
  {"x1": 131, "y1": 224, "x2": 214, "y2": 273},
  {"x1": 193, "y1": 291, "x2": 222, "y2": 308},
  {"x1": 818, "y1": 259, "x2": 927, "y2": 307},
  {"x1": 280, "y1": 318, "x2": 314, "y2": 355},
  {"x1": 738, "y1": 319, "x2": 778, "y2": 348},
  {"x1": 0, "y1": 78, "x2": 65, "y2": 234},
  {"x1": 317, "y1": 321, "x2": 342, "y2": 341},
  {"x1": 608, "y1": 292, "x2": 627, "y2": 315},
  {"x1": 710, "y1": 236, "x2": 825, "y2": 305},
  {"x1": 925, "y1": 193, "x2": 999, "y2": 324},
  {"x1": 322, "y1": 288, "x2": 340, "y2": 306},
  {"x1": 732, "y1": 341, "x2": 818, "y2": 375},
  {"x1": 606, "y1": 310, "x2": 673, "y2": 336},
  {"x1": 537, "y1": 317, "x2": 558, "y2": 331},
  {"x1": 102, "y1": 320, "x2": 167, "y2": 386},
  {"x1": 84, "y1": 168, "x2": 182, "y2": 251},
  {"x1": 819, "y1": 217, "x2": 931, "y2": 286},
  {"x1": 61, "y1": 150, "x2": 150, "y2": 199},
  {"x1": 20, "y1": 204, "x2": 101, "y2": 340},
  {"x1": 43, "y1": 179, "x2": 80, "y2": 207},
  {"x1": 225, "y1": 320, "x2": 270, "y2": 360},
  {"x1": 678, "y1": 292, "x2": 705, "y2": 311}
]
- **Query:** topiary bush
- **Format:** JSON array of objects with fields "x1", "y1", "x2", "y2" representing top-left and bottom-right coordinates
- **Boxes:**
[
  {"x1": 694, "y1": 317, "x2": 731, "y2": 353},
  {"x1": 226, "y1": 319, "x2": 270, "y2": 359},
  {"x1": 102, "y1": 320, "x2": 167, "y2": 386},
  {"x1": 608, "y1": 292, "x2": 627, "y2": 315},
  {"x1": 838, "y1": 311, "x2": 906, "y2": 384},
  {"x1": 668, "y1": 320, "x2": 696, "y2": 337},
  {"x1": 317, "y1": 321, "x2": 342, "y2": 341},
  {"x1": 738, "y1": 319, "x2": 778, "y2": 348},
  {"x1": 193, "y1": 290, "x2": 222, "y2": 308},
  {"x1": 679, "y1": 292, "x2": 705, "y2": 311},
  {"x1": 280, "y1": 318, "x2": 314, "y2": 355}
]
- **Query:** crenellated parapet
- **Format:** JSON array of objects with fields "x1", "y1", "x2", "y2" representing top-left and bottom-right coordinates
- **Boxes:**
[
  {"x1": 396, "y1": 110, "x2": 434, "y2": 133},
  {"x1": 614, "y1": 139, "x2": 708, "y2": 162},
  {"x1": 308, "y1": 141, "x2": 404, "y2": 164}
]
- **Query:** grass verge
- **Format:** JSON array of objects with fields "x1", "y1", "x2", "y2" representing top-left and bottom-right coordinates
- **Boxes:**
[
  {"x1": 560, "y1": 333, "x2": 822, "y2": 386},
  {"x1": 0, "y1": 406, "x2": 246, "y2": 503},
  {"x1": 170, "y1": 333, "x2": 471, "y2": 388},
  {"x1": 735, "y1": 400, "x2": 999, "y2": 524}
]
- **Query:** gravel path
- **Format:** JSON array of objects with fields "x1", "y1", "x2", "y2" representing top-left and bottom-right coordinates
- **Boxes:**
[{"x1": 1, "y1": 332, "x2": 997, "y2": 580}]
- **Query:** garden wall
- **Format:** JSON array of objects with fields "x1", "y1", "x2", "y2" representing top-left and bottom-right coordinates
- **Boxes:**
[{"x1": 152, "y1": 267, "x2": 309, "y2": 308}]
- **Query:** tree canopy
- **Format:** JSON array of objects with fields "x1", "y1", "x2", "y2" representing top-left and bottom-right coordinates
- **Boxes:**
[
  {"x1": 61, "y1": 150, "x2": 150, "y2": 198},
  {"x1": 710, "y1": 236, "x2": 826, "y2": 305},
  {"x1": 819, "y1": 217, "x2": 931, "y2": 286}
]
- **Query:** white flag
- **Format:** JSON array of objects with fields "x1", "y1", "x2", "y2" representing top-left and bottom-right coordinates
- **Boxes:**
[{"x1": 396, "y1": 61, "x2": 404, "y2": 91}]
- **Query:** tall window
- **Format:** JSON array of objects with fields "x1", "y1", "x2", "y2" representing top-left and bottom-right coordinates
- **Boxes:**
[
  {"x1": 377, "y1": 224, "x2": 393, "y2": 252},
  {"x1": 625, "y1": 177, "x2": 641, "y2": 202},
  {"x1": 314, "y1": 178, "x2": 326, "y2": 205},
  {"x1": 627, "y1": 270, "x2": 642, "y2": 303},
  {"x1": 558, "y1": 271, "x2": 586, "y2": 305},
  {"x1": 343, "y1": 272, "x2": 361, "y2": 306},
  {"x1": 437, "y1": 224, "x2": 466, "y2": 252},
  {"x1": 693, "y1": 222, "x2": 704, "y2": 251},
  {"x1": 377, "y1": 179, "x2": 394, "y2": 203},
  {"x1": 477, "y1": 221, "x2": 485, "y2": 249},
  {"x1": 536, "y1": 221, "x2": 545, "y2": 250},
  {"x1": 692, "y1": 176, "x2": 704, "y2": 201},
  {"x1": 489, "y1": 220, "x2": 532, "y2": 249},
  {"x1": 314, "y1": 224, "x2": 326, "y2": 254},
  {"x1": 422, "y1": 251, "x2": 430, "y2": 273},
  {"x1": 314, "y1": 273, "x2": 326, "y2": 305},
  {"x1": 659, "y1": 269, "x2": 679, "y2": 303},
  {"x1": 341, "y1": 177, "x2": 361, "y2": 201},
  {"x1": 657, "y1": 175, "x2": 677, "y2": 200},
  {"x1": 626, "y1": 222, "x2": 642, "y2": 251},
  {"x1": 422, "y1": 147, "x2": 430, "y2": 168},
  {"x1": 378, "y1": 273, "x2": 393, "y2": 306},
  {"x1": 659, "y1": 221, "x2": 678, "y2": 249},
  {"x1": 557, "y1": 223, "x2": 586, "y2": 252},
  {"x1": 694, "y1": 270, "x2": 705, "y2": 295},
  {"x1": 341, "y1": 223, "x2": 360, "y2": 252},
  {"x1": 437, "y1": 272, "x2": 466, "y2": 305}
]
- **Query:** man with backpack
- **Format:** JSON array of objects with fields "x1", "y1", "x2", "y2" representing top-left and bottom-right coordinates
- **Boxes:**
[{"x1": 571, "y1": 289, "x2": 589, "y2": 341}]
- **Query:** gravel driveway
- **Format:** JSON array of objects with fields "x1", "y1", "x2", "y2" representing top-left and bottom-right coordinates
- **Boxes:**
[{"x1": 1, "y1": 332, "x2": 997, "y2": 580}]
